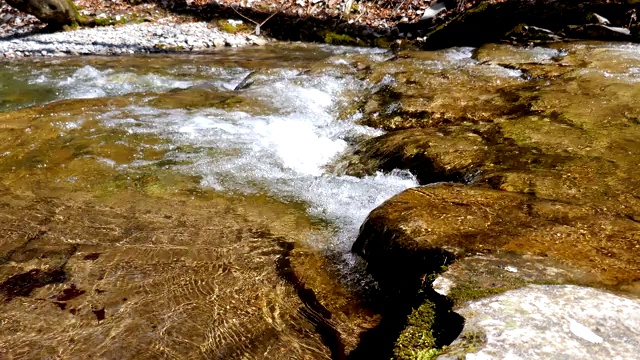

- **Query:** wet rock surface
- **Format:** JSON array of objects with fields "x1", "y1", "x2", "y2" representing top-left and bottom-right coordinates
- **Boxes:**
[
  {"x1": 333, "y1": 128, "x2": 488, "y2": 184},
  {"x1": 0, "y1": 99, "x2": 354, "y2": 358},
  {"x1": 348, "y1": 41, "x2": 640, "y2": 357},
  {"x1": 0, "y1": 49, "x2": 403, "y2": 358},
  {"x1": 2, "y1": 36, "x2": 640, "y2": 358},
  {"x1": 354, "y1": 184, "x2": 640, "y2": 290}
]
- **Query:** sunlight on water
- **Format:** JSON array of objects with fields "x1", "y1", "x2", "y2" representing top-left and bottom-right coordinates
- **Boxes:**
[
  {"x1": 55, "y1": 65, "x2": 196, "y2": 98},
  {"x1": 111, "y1": 69, "x2": 418, "y2": 250},
  {"x1": 24, "y1": 54, "x2": 418, "y2": 251}
]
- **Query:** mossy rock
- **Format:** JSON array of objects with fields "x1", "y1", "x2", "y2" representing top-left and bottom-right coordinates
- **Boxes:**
[
  {"x1": 217, "y1": 19, "x2": 254, "y2": 34},
  {"x1": 323, "y1": 31, "x2": 366, "y2": 46}
]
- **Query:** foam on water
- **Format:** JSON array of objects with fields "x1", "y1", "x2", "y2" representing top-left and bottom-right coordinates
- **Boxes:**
[
  {"x1": 93, "y1": 66, "x2": 417, "y2": 250},
  {"x1": 16, "y1": 50, "x2": 414, "y2": 251},
  {"x1": 54, "y1": 65, "x2": 196, "y2": 98}
]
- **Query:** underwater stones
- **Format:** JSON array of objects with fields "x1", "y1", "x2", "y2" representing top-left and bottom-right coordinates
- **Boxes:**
[
  {"x1": 333, "y1": 128, "x2": 488, "y2": 184},
  {"x1": 353, "y1": 183, "x2": 640, "y2": 290},
  {"x1": 473, "y1": 43, "x2": 563, "y2": 65},
  {"x1": 361, "y1": 53, "x2": 528, "y2": 131},
  {"x1": 438, "y1": 285, "x2": 640, "y2": 360}
]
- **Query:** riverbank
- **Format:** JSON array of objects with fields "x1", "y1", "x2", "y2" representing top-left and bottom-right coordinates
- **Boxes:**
[
  {"x1": 0, "y1": 20, "x2": 268, "y2": 58},
  {"x1": 2, "y1": 0, "x2": 640, "y2": 58}
]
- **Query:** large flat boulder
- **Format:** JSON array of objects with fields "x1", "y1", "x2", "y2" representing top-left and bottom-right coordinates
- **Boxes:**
[
  {"x1": 353, "y1": 183, "x2": 640, "y2": 292},
  {"x1": 438, "y1": 285, "x2": 640, "y2": 359}
]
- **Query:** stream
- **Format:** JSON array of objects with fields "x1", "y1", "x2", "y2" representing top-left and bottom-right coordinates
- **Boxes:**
[
  {"x1": 1, "y1": 41, "x2": 640, "y2": 359},
  {"x1": 0, "y1": 44, "x2": 420, "y2": 359}
]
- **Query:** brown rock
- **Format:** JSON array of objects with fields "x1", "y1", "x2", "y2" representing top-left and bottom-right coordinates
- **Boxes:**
[
  {"x1": 332, "y1": 128, "x2": 488, "y2": 184},
  {"x1": 353, "y1": 184, "x2": 640, "y2": 291}
]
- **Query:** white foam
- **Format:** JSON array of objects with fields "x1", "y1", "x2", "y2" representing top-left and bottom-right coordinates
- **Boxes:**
[
  {"x1": 109, "y1": 68, "x2": 417, "y2": 250},
  {"x1": 20, "y1": 51, "x2": 417, "y2": 251},
  {"x1": 52, "y1": 65, "x2": 197, "y2": 98}
]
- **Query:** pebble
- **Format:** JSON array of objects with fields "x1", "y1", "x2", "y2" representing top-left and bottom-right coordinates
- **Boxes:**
[{"x1": 0, "y1": 21, "x2": 270, "y2": 58}]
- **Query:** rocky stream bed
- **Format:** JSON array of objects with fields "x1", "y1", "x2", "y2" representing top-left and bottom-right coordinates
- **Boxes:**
[{"x1": 1, "y1": 5, "x2": 640, "y2": 359}]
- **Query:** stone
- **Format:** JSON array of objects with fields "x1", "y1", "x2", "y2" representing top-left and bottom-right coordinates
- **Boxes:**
[
  {"x1": 438, "y1": 285, "x2": 640, "y2": 360},
  {"x1": 360, "y1": 48, "x2": 526, "y2": 130},
  {"x1": 352, "y1": 183, "x2": 640, "y2": 292},
  {"x1": 247, "y1": 35, "x2": 267, "y2": 46},
  {"x1": 0, "y1": 22, "x2": 254, "y2": 57},
  {"x1": 565, "y1": 24, "x2": 631, "y2": 39},
  {"x1": 332, "y1": 128, "x2": 488, "y2": 184},
  {"x1": 592, "y1": 13, "x2": 611, "y2": 25},
  {"x1": 213, "y1": 38, "x2": 226, "y2": 48},
  {"x1": 420, "y1": 2, "x2": 447, "y2": 21}
]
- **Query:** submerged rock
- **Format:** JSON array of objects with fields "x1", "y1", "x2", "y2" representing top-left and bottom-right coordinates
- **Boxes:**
[
  {"x1": 353, "y1": 183, "x2": 640, "y2": 292},
  {"x1": 351, "y1": 41, "x2": 640, "y2": 358},
  {"x1": 360, "y1": 48, "x2": 528, "y2": 131},
  {"x1": 333, "y1": 128, "x2": 487, "y2": 184},
  {"x1": 438, "y1": 285, "x2": 640, "y2": 360}
]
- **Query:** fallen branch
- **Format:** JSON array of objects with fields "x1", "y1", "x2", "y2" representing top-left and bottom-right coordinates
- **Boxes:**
[{"x1": 230, "y1": 3, "x2": 291, "y2": 36}]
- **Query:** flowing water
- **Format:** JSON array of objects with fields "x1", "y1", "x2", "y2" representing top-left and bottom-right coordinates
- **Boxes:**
[
  {"x1": 1, "y1": 41, "x2": 640, "y2": 359},
  {"x1": 0, "y1": 44, "x2": 419, "y2": 359}
]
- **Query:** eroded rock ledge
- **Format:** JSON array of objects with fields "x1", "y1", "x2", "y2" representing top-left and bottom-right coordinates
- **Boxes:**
[{"x1": 347, "y1": 41, "x2": 640, "y2": 358}]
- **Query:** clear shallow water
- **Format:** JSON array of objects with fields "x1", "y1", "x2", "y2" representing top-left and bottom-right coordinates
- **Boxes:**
[
  {"x1": 3, "y1": 41, "x2": 640, "y2": 359},
  {"x1": 0, "y1": 45, "x2": 413, "y2": 358},
  {"x1": 6, "y1": 46, "x2": 417, "y2": 253}
]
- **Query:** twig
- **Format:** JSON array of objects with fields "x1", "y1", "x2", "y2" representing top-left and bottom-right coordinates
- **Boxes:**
[{"x1": 230, "y1": 3, "x2": 291, "y2": 35}]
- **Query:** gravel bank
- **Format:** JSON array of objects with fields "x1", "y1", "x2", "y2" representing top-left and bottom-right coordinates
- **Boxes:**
[{"x1": 0, "y1": 21, "x2": 268, "y2": 58}]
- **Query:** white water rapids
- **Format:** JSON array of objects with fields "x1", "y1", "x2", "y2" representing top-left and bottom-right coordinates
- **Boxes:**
[{"x1": 28, "y1": 47, "x2": 419, "y2": 253}]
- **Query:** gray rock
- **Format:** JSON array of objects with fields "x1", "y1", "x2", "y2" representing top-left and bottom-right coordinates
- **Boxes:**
[
  {"x1": 420, "y1": 2, "x2": 447, "y2": 21},
  {"x1": 565, "y1": 24, "x2": 631, "y2": 39},
  {"x1": 602, "y1": 25, "x2": 631, "y2": 35},
  {"x1": 438, "y1": 285, "x2": 640, "y2": 360},
  {"x1": 592, "y1": 13, "x2": 611, "y2": 25},
  {"x1": 0, "y1": 22, "x2": 257, "y2": 57},
  {"x1": 247, "y1": 35, "x2": 267, "y2": 46}
]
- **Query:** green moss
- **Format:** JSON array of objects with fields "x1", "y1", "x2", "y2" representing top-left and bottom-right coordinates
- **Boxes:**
[
  {"x1": 93, "y1": 18, "x2": 110, "y2": 26},
  {"x1": 447, "y1": 279, "x2": 527, "y2": 304},
  {"x1": 439, "y1": 330, "x2": 487, "y2": 358},
  {"x1": 323, "y1": 31, "x2": 365, "y2": 46},
  {"x1": 393, "y1": 301, "x2": 439, "y2": 360},
  {"x1": 93, "y1": 16, "x2": 128, "y2": 27},
  {"x1": 63, "y1": 22, "x2": 79, "y2": 31},
  {"x1": 373, "y1": 37, "x2": 393, "y2": 49},
  {"x1": 458, "y1": 331, "x2": 486, "y2": 353},
  {"x1": 218, "y1": 20, "x2": 253, "y2": 34}
]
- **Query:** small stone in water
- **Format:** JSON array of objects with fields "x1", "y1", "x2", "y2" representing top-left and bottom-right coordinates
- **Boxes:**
[{"x1": 213, "y1": 38, "x2": 225, "y2": 47}]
